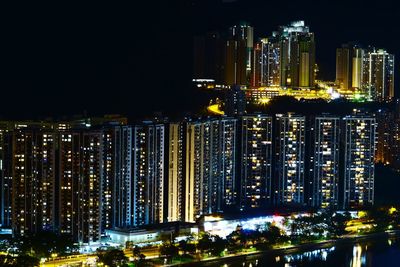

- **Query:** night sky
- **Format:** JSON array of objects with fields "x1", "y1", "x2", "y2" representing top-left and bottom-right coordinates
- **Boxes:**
[{"x1": 0, "y1": 0, "x2": 399, "y2": 119}]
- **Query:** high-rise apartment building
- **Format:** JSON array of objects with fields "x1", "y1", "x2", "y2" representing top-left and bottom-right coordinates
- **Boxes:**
[
  {"x1": 240, "y1": 115, "x2": 273, "y2": 209},
  {"x1": 363, "y1": 48, "x2": 395, "y2": 101},
  {"x1": 275, "y1": 114, "x2": 306, "y2": 205},
  {"x1": 220, "y1": 118, "x2": 237, "y2": 208},
  {"x1": 185, "y1": 120, "x2": 215, "y2": 222},
  {"x1": 336, "y1": 43, "x2": 364, "y2": 90},
  {"x1": 59, "y1": 131, "x2": 103, "y2": 244},
  {"x1": 0, "y1": 123, "x2": 13, "y2": 228},
  {"x1": 132, "y1": 123, "x2": 165, "y2": 226},
  {"x1": 12, "y1": 130, "x2": 57, "y2": 236},
  {"x1": 167, "y1": 122, "x2": 185, "y2": 222},
  {"x1": 184, "y1": 118, "x2": 237, "y2": 221},
  {"x1": 102, "y1": 126, "x2": 132, "y2": 229},
  {"x1": 311, "y1": 116, "x2": 340, "y2": 208},
  {"x1": 343, "y1": 115, "x2": 376, "y2": 208}
]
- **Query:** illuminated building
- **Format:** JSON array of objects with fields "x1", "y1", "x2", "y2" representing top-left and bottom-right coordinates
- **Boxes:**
[
  {"x1": 240, "y1": 115, "x2": 273, "y2": 209},
  {"x1": 220, "y1": 118, "x2": 237, "y2": 208},
  {"x1": 132, "y1": 123, "x2": 165, "y2": 226},
  {"x1": 374, "y1": 108, "x2": 400, "y2": 170},
  {"x1": 225, "y1": 85, "x2": 246, "y2": 116},
  {"x1": 251, "y1": 37, "x2": 281, "y2": 87},
  {"x1": 12, "y1": 129, "x2": 57, "y2": 236},
  {"x1": 363, "y1": 48, "x2": 395, "y2": 101},
  {"x1": 225, "y1": 23, "x2": 254, "y2": 85},
  {"x1": 185, "y1": 118, "x2": 237, "y2": 221},
  {"x1": 311, "y1": 116, "x2": 340, "y2": 208},
  {"x1": 251, "y1": 41, "x2": 263, "y2": 87},
  {"x1": 275, "y1": 114, "x2": 306, "y2": 205},
  {"x1": 265, "y1": 37, "x2": 281, "y2": 86},
  {"x1": 167, "y1": 122, "x2": 185, "y2": 222},
  {"x1": 185, "y1": 120, "x2": 209, "y2": 222},
  {"x1": 343, "y1": 115, "x2": 376, "y2": 209},
  {"x1": 59, "y1": 131, "x2": 103, "y2": 244},
  {"x1": 0, "y1": 123, "x2": 13, "y2": 228},
  {"x1": 102, "y1": 126, "x2": 132, "y2": 229},
  {"x1": 275, "y1": 21, "x2": 315, "y2": 88},
  {"x1": 336, "y1": 43, "x2": 364, "y2": 90}
]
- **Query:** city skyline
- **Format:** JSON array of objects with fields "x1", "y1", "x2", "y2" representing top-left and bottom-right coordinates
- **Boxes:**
[
  {"x1": 1, "y1": 1, "x2": 400, "y2": 119},
  {"x1": 2, "y1": 1, "x2": 400, "y2": 266}
]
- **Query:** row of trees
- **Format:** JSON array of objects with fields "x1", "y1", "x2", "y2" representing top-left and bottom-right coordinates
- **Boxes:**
[
  {"x1": 93, "y1": 207, "x2": 400, "y2": 265},
  {"x1": 158, "y1": 210, "x2": 354, "y2": 263}
]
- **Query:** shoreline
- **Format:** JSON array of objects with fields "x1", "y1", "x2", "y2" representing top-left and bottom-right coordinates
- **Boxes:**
[{"x1": 166, "y1": 230, "x2": 400, "y2": 266}]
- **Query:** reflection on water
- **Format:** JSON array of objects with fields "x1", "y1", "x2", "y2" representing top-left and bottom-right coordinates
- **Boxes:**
[
  {"x1": 351, "y1": 245, "x2": 364, "y2": 267},
  {"x1": 200, "y1": 235, "x2": 400, "y2": 267},
  {"x1": 284, "y1": 247, "x2": 335, "y2": 264}
]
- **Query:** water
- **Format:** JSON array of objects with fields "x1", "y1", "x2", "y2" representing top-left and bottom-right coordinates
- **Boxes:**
[{"x1": 195, "y1": 234, "x2": 400, "y2": 267}]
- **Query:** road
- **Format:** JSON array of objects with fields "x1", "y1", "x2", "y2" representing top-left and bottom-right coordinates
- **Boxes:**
[{"x1": 41, "y1": 246, "x2": 160, "y2": 266}]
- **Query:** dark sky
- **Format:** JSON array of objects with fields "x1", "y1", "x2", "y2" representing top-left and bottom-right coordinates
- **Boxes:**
[{"x1": 0, "y1": 0, "x2": 399, "y2": 119}]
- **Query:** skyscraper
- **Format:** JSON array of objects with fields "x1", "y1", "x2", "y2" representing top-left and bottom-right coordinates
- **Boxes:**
[
  {"x1": 276, "y1": 21, "x2": 315, "y2": 88},
  {"x1": 275, "y1": 114, "x2": 306, "y2": 205},
  {"x1": 251, "y1": 41, "x2": 263, "y2": 87},
  {"x1": 363, "y1": 48, "x2": 395, "y2": 101},
  {"x1": 184, "y1": 118, "x2": 237, "y2": 221},
  {"x1": 185, "y1": 120, "x2": 215, "y2": 222},
  {"x1": 12, "y1": 129, "x2": 57, "y2": 236},
  {"x1": 343, "y1": 115, "x2": 376, "y2": 209},
  {"x1": 0, "y1": 123, "x2": 13, "y2": 228},
  {"x1": 220, "y1": 118, "x2": 237, "y2": 208},
  {"x1": 311, "y1": 116, "x2": 340, "y2": 208},
  {"x1": 59, "y1": 131, "x2": 103, "y2": 244},
  {"x1": 225, "y1": 22, "x2": 254, "y2": 86},
  {"x1": 336, "y1": 43, "x2": 364, "y2": 90},
  {"x1": 240, "y1": 115, "x2": 273, "y2": 209},
  {"x1": 59, "y1": 132, "x2": 79, "y2": 240},
  {"x1": 167, "y1": 122, "x2": 185, "y2": 222},
  {"x1": 102, "y1": 126, "x2": 132, "y2": 229},
  {"x1": 132, "y1": 122, "x2": 165, "y2": 226}
]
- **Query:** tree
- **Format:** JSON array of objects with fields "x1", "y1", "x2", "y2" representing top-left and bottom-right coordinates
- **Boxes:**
[
  {"x1": 97, "y1": 249, "x2": 128, "y2": 267},
  {"x1": 15, "y1": 231, "x2": 78, "y2": 259},
  {"x1": 263, "y1": 224, "x2": 282, "y2": 244},
  {"x1": 369, "y1": 207, "x2": 392, "y2": 231},
  {"x1": 209, "y1": 235, "x2": 226, "y2": 256},
  {"x1": 197, "y1": 233, "x2": 213, "y2": 253},
  {"x1": 132, "y1": 246, "x2": 146, "y2": 265},
  {"x1": 328, "y1": 212, "x2": 350, "y2": 237},
  {"x1": 178, "y1": 239, "x2": 196, "y2": 255},
  {"x1": 159, "y1": 241, "x2": 179, "y2": 262}
]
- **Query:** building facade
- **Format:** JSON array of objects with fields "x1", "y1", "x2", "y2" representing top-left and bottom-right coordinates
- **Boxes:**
[
  {"x1": 275, "y1": 114, "x2": 306, "y2": 205},
  {"x1": 240, "y1": 115, "x2": 273, "y2": 209},
  {"x1": 343, "y1": 116, "x2": 376, "y2": 208},
  {"x1": 132, "y1": 123, "x2": 165, "y2": 226},
  {"x1": 311, "y1": 116, "x2": 340, "y2": 208}
]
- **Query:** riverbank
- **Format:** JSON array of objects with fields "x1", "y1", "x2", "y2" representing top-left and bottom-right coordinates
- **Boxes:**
[{"x1": 165, "y1": 230, "x2": 400, "y2": 266}]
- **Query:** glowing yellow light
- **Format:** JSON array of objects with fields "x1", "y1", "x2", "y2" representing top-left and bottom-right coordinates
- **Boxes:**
[
  {"x1": 389, "y1": 207, "x2": 397, "y2": 214},
  {"x1": 259, "y1": 98, "x2": 270, "y2": 104},
  {"x1": 358, "y1": 211, "x2": 367, "y2": 218},
  {"x1": 207, "y1": 104, "x2": 225, "y2": 115}
]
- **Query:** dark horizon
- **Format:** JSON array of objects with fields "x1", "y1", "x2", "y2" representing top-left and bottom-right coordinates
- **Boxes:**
[{"x1": 0, "y1": 0, "x2": 399, "y2": 119}]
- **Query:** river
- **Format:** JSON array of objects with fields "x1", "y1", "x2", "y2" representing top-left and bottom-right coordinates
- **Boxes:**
[{"x1": 192, "y1": 234, "x2": 400, "y2": 267}]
